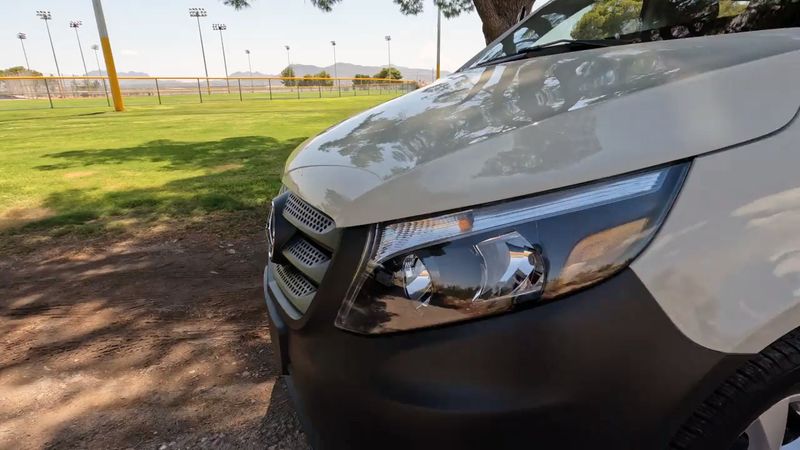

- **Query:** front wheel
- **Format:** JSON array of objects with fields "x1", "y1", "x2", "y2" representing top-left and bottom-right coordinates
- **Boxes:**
[{"x1": 671, "y1": 329, "x2": 800, "y2": 450}]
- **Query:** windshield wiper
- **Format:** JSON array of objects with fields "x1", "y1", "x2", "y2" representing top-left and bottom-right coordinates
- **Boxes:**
[{"x1": 474, "y1": 38, "x2": 634, "y2": 68}]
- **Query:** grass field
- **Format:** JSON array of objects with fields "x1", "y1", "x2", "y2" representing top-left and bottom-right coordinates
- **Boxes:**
[
  {"x1": 0, "y1": 94, "x2": 399, "y2": 238},
  {"x1": 0, "y1": 87, "x2": 410, "y2": 111}
]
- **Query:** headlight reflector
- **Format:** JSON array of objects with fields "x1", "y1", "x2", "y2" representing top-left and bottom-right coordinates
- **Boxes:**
[{"x1": 336, "y1": 164, "x2": 688, "y2": 334}]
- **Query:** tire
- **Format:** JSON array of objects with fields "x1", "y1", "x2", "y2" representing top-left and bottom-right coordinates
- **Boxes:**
[{"x1": 671, "y1": 329, "x2": 800, "y2": 449}]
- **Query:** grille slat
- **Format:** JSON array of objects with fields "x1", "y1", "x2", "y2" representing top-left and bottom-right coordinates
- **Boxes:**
[
  {"x1": 283, "y1": 238, "x2": 330, "y2": 284},
  {"x1": 284, "y1": 193, "x2": 335, "y2": 234},
  {"x1": 273, "y1": 264, "x2": 316, "y2": 298},
  {"x1": 287, "y1": 239, "x2": 329, "y2": 265}
]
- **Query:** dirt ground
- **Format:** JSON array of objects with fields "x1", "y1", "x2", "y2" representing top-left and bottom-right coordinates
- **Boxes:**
[{"x1": 0, "y1": 213, "x2": 309, "y2": 450}]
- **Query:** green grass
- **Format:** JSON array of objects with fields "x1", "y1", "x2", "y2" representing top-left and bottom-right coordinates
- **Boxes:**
[{"x1": 0, "y1": 94, "x2": 399, "y2": 237}]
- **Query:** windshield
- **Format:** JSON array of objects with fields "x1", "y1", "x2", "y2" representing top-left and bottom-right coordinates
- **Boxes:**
[{"x1": 466, "y1": 0, "x2": 800, "y2": 68}]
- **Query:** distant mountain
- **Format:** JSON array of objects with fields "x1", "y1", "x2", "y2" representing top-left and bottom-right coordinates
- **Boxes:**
[
  {"x1": 85, "y1": 70, "x2": 149, "y2": 77},
  {"x1": 230, "y1": 62, "x2": 448, "y2": 81},
  {"x1": 79, "y1": 62, "x2": 443, "y2": 85}
]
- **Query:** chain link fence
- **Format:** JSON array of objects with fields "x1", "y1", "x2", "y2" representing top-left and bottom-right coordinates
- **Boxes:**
[{"x1": 0, "y1": 76, "x2": 418, "y2": 110}]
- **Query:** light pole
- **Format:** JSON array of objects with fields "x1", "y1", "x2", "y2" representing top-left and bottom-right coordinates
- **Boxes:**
[
  {"x1": 69, "y1": 20, "x2": 89, "y2": 76},
  {"x1": 245, "y1": 49, "x2": 253, "y2": 93},
  {"x1": 331, "y1": 40, "x2": 340, "y2": 96},
  {"x1": 189, "y1": 8, "x2": 211, "y2": 94},
  {"x1": 17, "y1": 33, "x2": 30, "y2": 71},
  {"x1": 92, "y1": 0, "x2": 124, "y2": 111},
  {"x1": 385, "y1": 35, "x2": 392, "y2": 68},
  {"x1": 284, "y1": 45, "x2": 292, "y2": 89},
  {"x1": 212, "y1": 23, "x2": 230, "y2": 93},
  {"x1": 436, "y1": 6, "x2": 442, "y2": 80},
  {"x1": 36, "y1": 11, "x2": 61, "y2": 77},
  {"x1": 90, "y1": 43, "x2": 110, "y2": 106}
]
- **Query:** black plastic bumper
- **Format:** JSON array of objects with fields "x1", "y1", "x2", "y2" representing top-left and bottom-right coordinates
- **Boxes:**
[{"x1": 263, "y1": 229, "x2": 751, "y2": 450}]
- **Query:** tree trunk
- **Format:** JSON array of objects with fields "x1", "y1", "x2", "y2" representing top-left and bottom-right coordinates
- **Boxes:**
[{"x1": 473, "y1": 0, "x2": 536, "y2": 44}]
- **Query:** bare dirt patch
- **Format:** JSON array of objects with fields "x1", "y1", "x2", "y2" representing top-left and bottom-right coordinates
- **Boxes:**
[
  {"x1": 209, "y1": 164, "x2": 244, "y2": 174},
  {"x1": 0, "y1": 213, "x2": 309, "y2": 450},
  {"x1": 62, "y1": 171, "x2": 96, "y2": 179},
  {"x1": 0, "y1": 207, "x2": 55, "y2": 232}
]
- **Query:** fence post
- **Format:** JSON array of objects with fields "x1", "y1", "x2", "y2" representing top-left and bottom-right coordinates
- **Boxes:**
[
  {"x1": 297, "y1": 83, "x2": 300, "y2": 99},
  {"x1": 318, "y1": 82, "x2": 322, "y2": 98},
  {"x1": 101, "y1": 77, "x2": 110, "y2": 106},
  {"x1": 44, "y1": 78, "x2": 54, "y2": 109},
  {"x1": 367, "y1": 81, "x2": 370, "y2": 96},
  {"x1": 238, "y1": 78, "x2": 243, "y2": 102},
  {"x1": 155, "y1": 78, "x2": 162, "y2": 105},
  {"x1": 268, "y1": 79, "x2": 273, "y2": 100},
  {"x1": 197, "y1": 78, "x2": 203, "y2": 103},
  {"x1": 338, "y1": 79, "x2": 342, "y2": 97}
]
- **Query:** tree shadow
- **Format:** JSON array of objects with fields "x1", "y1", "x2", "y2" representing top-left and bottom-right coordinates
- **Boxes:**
[
  {"x1": 0, "y1": 213, "x2": 309, "y2": 449},
  {"x1": 8, "y1": 136, "x2": 305, "y2": 236},
  {"x1": 1, "y1": 134, "x2": 311, "y2": 447}
]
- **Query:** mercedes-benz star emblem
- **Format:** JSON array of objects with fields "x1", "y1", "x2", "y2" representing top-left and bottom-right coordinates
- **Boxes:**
[{"x1": 267, "y1": 200, "x2": 276, "y2": 261}]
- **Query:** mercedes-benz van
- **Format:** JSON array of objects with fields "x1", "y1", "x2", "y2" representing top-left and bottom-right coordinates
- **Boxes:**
[{"x1": 264, "y1": 1, "x2": 800, "y2": 448}]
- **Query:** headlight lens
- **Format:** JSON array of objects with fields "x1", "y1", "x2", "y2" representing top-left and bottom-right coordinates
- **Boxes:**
[{"x1": 336, "y1": 164, "x2": 689, "y2": 334}]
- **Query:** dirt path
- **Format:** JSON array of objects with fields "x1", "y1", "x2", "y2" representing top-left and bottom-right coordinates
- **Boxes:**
[{"x1": 0, "y1": 214, "x2": 309, "y2": 449}]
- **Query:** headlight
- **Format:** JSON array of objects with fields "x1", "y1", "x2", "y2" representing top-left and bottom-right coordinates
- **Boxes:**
[{"x1": 336, "y1": 164, "x2": 689, "y2": 334}]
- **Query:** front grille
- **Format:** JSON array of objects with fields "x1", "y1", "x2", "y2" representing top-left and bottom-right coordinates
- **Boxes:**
[
  {"x1": 269, "y1": 191, "x2": 340, "y2": 314},
  {"x1": 286, "y1": 238, "x2": 329, "y2": 266},
  {"x1": 284, "y1": 193, "x2": 335, "y2": 234},
  {"x1": 274, "y1": 263, "x2": 316, "y2": 297}
]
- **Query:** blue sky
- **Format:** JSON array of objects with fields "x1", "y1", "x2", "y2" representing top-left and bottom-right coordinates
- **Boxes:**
[{"x1": 2, "y1": 0, "x2": 487, "y2": 80}]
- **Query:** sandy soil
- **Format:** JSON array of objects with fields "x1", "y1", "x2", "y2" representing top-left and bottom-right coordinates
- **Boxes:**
[{"x1": 0, "y1": 214, "x2": 309, "y2": 450}]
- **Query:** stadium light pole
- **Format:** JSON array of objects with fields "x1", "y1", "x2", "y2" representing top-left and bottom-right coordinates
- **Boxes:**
[
  {"x1": 189, "y1": 8, "x2": 211, "y2": 94},
  {"x1": 92, "y1": 0, "x2": 124, "y2": 111},
  {"x1": 36, "y1": 10, "x2": 62, "y2": 77},
  {"x1": 385, "y1": 35, "x2": 392, "y2": 68},
  {"x1": 285, "y1": 45, "x2": 291, "y2": 68},
  {"x1": 69, "y1": 20, "x2": 89, "y2": 76},
  {"x1": 436, "y1": 6, "x2": 442, "y2": 80},
  {"x1": 245, "y1": 49, "x2": 253, "y2": 92},
  {"x1": 17, "y1": 33, "x2": 30, "y2": 71},
  {"x1": 212, "y1": 23, "x2": 230, "y2": 93},
  {"x1": 331, "y1": 40, "x2": 340, "y2": 95},
  {"x1": 90, "y1": 43, "x2": 110, "y2": 106},
  {"x1": 330, "y1": 41, "x2": 337, "y2": 78}
]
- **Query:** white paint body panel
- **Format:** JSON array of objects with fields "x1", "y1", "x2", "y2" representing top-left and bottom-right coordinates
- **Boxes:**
[
  {"x1": 284, "y1": 30, "x2": 800, "y2": 228},
  {"x1": 282, "y1": 28, "x2": 800, "y2": 353},
  {"x1": 633, "y1": 113, "x2": 800, "y2": 354}
]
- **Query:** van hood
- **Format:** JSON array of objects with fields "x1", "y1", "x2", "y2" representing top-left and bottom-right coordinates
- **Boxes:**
[{"x1": 284, "y1": 30, "x2": 800, "y2": 227}]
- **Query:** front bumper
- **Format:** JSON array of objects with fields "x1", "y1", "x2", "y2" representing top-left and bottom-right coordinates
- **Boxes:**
[{"x1": 263, "y1": 229, "x2": 750, "y2": 450}]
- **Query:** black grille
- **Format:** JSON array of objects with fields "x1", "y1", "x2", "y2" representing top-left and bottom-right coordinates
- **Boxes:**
[{"x1": 284, "y1": 193, "x2": 335, "y2": 234}]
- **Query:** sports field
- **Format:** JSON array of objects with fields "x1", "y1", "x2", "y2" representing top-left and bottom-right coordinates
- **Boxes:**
[
  {"x1": 0, "y1": 95, "x2": 401, "y2": 449},
  {"x1": 0, "y1": 94, "x2": 398, "y2": 238}
]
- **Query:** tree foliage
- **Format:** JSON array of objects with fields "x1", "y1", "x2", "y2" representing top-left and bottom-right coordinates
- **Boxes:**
[
  {"x1": 374, "y1": 67, "x2": 403, "y2": 80},
  {"x1": 571, "y1": 0, "x2": 643, "y2": 40},
  {"x1": 280, "y1": 66, "x2": 296, "y2": 86},
  {"x1": 0, "y1": 66, "x2": 43, "y2": 77},
  {"x1": 224, "y1": 0, "x2": 535, "y2": 43},
  {"x1": 719, "y1": 0, "x2": 747, "y2": 17},
  {"x1": 309, "y1": 0, "x2": 474, "y2": 17},
  {"x1": 352, "y1": 74, "x2": 372, "y2": 85},
  {"x1": 221, "y1": 0, "x2": 252, "y2": 9}
]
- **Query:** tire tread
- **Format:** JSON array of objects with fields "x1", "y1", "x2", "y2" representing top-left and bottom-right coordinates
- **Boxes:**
[{"x1": 670, "y1": 329, "x2": 800, "y2": 449}]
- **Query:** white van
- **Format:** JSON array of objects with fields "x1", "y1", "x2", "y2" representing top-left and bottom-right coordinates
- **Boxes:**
[{"x1": 264, "y1": 1, "x2": 800, "y2": 448}]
